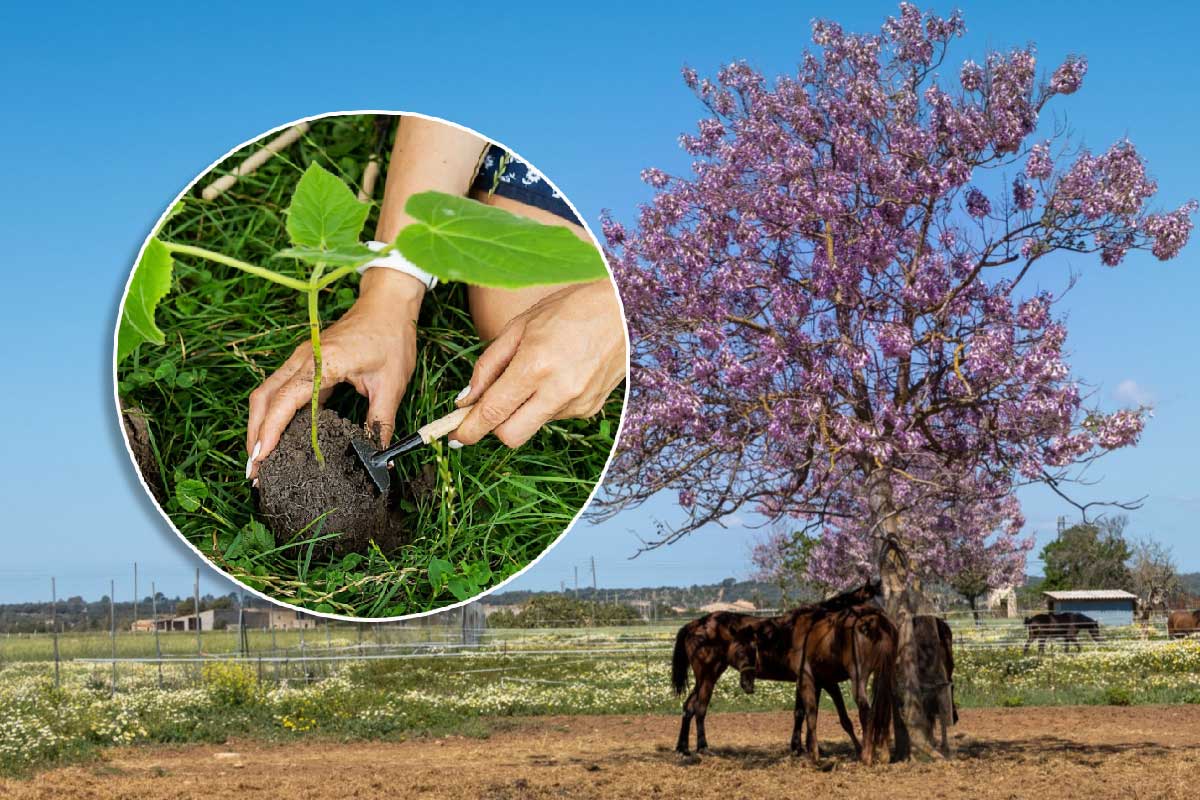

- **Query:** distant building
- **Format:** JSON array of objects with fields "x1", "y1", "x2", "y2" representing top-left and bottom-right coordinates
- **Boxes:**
[
  {"x1": 1042, "y1": 590, "x2": 1138, "y2": 627},
  {"x1": 149, "y1": 608, "x2": 318, "y2": 632},
  {"x1": 699, "y1": 599, "x2": 757, "y2": 614}
]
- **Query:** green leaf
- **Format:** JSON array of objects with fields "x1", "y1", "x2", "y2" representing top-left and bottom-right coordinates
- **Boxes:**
[
  {"x1": 117, "y1": 239, "x2": 174, "y2": 363},
  {"x1": 286, "y1": 163, "x2": 369, "y2": 250},
  {"x1": 428, "y1": 558, "x2": 453, "y2": 591},
  {"x1": 274, "y1": 243, "x2": 375, "y2": 266},
  {"x1": 153, "y1": 361, "x2": 176, "y2": 385},
  {"x1": 175, "y1": 478, "x2": 208, "y2": 511},
  {"x1": 396, "y1": 191, "x2": 607, "y2": 288},
  {"x1": 447, "y1": 578, "x2": 475, "y2": 602},
  {"x1": 242, "y1": 520, "x2": 274, "y2": 554}
]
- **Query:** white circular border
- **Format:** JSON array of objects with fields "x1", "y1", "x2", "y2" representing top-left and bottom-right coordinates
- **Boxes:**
[{"x1": 112, "y1": 109, "x2": 632, "y2": 623}]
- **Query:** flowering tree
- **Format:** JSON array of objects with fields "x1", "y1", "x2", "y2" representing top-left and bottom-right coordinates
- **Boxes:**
[{"x1": 598, "y1": 4, "x2": 1194, "y2": 755}]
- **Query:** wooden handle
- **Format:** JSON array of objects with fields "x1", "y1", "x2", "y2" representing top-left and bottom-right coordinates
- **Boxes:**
[
  {"x1": 201, "y1": 122, "x2": 311, "y2": 201},
  {"x1": 418, "y1": 406, "x2": 472, "y2": 444}
]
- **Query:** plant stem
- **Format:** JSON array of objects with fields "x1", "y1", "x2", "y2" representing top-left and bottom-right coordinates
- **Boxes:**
[
  {"x1": 162, "y1": 242, "x2": 311, "y2": 291},
  {"x1": 307, "y1": 265, "x2": 327, "y2": 466}
]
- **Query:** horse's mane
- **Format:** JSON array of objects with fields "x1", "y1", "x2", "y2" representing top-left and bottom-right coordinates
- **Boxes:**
[{"x1": 816, "y1": 579, "x2": 881, "y2": 612}]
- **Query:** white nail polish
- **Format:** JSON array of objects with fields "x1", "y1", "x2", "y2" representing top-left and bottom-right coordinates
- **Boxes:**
[
  {"x1": 455, "y1": 385, "x2": 471, "y2": 403},
  {"x1": 245, "y1": 441, "x2": 261, "y2": 479},
  {"x1": 448, "y1": 440, "x2": 464, "y2": 450},
  {"x1": 251, "y1": 478, "x2": 259, "y2": 488}
]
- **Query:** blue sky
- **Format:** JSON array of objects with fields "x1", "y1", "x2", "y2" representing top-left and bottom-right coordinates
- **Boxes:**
[{"x1": 1, "y1": 1, "x2": 1197, "y2": 604}]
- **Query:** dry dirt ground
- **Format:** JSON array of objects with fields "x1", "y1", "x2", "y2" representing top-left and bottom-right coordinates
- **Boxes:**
[{"x1": 5, "y1": 706, "x2": 1200, "y2": 800}]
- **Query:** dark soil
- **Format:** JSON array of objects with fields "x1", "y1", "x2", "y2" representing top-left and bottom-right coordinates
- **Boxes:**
[
  {"x1": 121, "y1": 402, "x2": 165, "y2": 504},
  {"x1": 256, "y1": 408, "x2": 404, "y2": 557}
]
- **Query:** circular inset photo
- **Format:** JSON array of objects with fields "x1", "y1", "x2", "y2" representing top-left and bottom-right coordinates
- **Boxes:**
[{"x1": 115, "y1": 112, "x2": 628, "y2": 619}]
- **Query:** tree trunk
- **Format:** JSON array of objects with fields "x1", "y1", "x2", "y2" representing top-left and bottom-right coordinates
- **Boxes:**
[
  {"x1": 969, "y1": 595, "x2": 980, "y2": 625},
  {"x1": 867, "y1": 468, "x2": 954, "y2": 761}
]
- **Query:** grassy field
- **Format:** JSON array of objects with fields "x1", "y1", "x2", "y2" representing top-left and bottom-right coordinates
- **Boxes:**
[
  {"x1": 115, "y1": 114, "x2": 620, "y2": 617},
  {"x1": 3, "y1": 625, "x2": 1199, "y2": 776}
]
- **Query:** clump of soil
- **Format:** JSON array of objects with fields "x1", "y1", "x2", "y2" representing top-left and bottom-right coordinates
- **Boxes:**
[
  {"x1": 256, "y1": 408, "x2": 404, "y2": 557},
  {"x1": 121, "y1": 402, "x2": 165, "y2": 504}
]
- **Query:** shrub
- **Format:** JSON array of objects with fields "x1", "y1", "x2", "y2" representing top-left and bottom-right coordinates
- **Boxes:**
[
  {"x1": 1103, "y1": 686, "x2": 1133, "y2": 706},
  {"x1": 202, "y1": 661, "x2": 260, "y2": 707}
]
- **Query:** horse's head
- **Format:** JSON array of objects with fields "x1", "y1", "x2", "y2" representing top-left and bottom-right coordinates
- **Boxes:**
[
  {"x1": 733, "y1": 632, "x2": 759, "y2": 694},
  {"x1": 862, "y1": 576, "x2": 883, "y2": 600}
]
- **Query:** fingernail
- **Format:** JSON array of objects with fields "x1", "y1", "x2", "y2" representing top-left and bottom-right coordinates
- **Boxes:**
[
  {"x1": 454, "y1": 385, "x2": 471, "y2": 403},
  {"x1": 245, "y1": 441, "x2": 261, "y2": 479},
  {"x1": 251, "y1": 478, "x2": 259, "y2": 489},
  {"x1": 448, "y1": 440, "x2": 464, "y2": 450}
]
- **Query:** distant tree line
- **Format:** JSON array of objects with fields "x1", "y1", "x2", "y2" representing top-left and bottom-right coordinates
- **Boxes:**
[
  {"x1": 0, "y1": 592, "x2": 247, "y2": 634},
  {"x1": 487, "y1": 595, "x2": 642, "y2": 628}
]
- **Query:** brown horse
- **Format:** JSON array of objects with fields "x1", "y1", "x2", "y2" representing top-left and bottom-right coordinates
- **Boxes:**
[
  {"x1": 1023, "y1": 611, "x2": 1101, "y2": 654},
  {"x1": 792, "y1": 604, "x2": 898, "y2": 765},
  {"x1": 1168, "y1": 609, "x2": 1200, "y2": 638},
  {"x1": 671, "y1": 580, "x2": 881, "y2": 755}
]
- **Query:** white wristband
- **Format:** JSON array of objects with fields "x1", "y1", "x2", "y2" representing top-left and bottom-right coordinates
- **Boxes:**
[{"x1": 358, "y1": 240, "x2": 438, "y2": 290}]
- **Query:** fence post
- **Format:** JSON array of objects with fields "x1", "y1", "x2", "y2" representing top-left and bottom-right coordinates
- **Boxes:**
[
  {"x1": 109, "y1": 579, "x2": 117, "y2": 697},
  {"x1": 151, "y1": 582, "x2": 163, "y2": 689},
  {"x1": 51, "y1": 577, "x2": 60, "y2": 689}
]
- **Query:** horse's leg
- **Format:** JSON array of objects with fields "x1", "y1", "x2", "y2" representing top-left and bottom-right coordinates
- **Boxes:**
[
  {"x1": 694, "y1": 666, "x2": 722, "y2": 752},
  {"x1": 804, "y1": 684, "x2": 821, "y2": 755},
  {"x1": 826, "y1": 681, "x2": 862, "y2": 757},
  {"x1": 675, "y1": 683, "x2": 699, "y2": 754},
  {"x1": 797, "y1": 672, "x2": 821, "y2": 762},
  {"x1": 852, "y1": 671, "x2": 874, "y2": 765}
]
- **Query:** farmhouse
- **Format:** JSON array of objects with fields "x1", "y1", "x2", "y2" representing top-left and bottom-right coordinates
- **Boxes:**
[
  {"x1": 138, "y1": 608, "x2": 319, "y2": 632},
  {"x1": 1042, "y1": 590, "x2": 1138, "y2": 627}
]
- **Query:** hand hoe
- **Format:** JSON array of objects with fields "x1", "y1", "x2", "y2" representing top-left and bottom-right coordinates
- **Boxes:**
[{"x1": 351, "y1": 406, "x2": 471, "y2": 494}]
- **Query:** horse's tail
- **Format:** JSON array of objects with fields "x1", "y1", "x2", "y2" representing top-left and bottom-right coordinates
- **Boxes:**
[
  {"x1": 671, "y1": 625, "x2": 690, "y2": 695},
  {"x1": 869, "y1": 618, "x2": 897, "y2": 755}
]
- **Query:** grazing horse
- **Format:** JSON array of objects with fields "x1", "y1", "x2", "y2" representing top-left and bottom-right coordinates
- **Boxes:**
[
  {"x1": 671, "y1": 580, "x2": 881, "y2": 755},
  {"x1": 1023, "y1": 611, "x2": 1101, "y2": 654},
  {"x1": 1167, "y1": 609, "x2": 1200, "y2": 638},
  {"x1": 792, "y1": 605, "x2": 898, "y2": 765}
]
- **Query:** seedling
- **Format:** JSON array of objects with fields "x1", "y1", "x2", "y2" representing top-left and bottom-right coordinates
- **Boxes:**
[{"x1": 119, "y1": 162, "x2": 606, "y2": 464}]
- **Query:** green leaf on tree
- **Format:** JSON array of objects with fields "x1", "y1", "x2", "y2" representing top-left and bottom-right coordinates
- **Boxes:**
[
  {"x1": 396, "y1": 191, "x2": 607, "y2": 288},
  {"x1": 175, "y1": 478, "x2": 208, "y2": 511},
  {"x1": 117, "y1": 239, "x2": 174, "y2": 363},
  {"x1": 286, "y1": 163, "x2": 370, "y2": 251}
]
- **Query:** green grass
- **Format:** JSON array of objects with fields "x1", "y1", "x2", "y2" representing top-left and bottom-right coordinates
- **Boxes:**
[{"x1": 115, "y1": 115, "x2": 620, "y2": 617}]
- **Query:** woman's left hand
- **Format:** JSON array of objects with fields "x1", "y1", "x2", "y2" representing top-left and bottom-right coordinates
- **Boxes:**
[{"x1": 450, "y1": 280, "x2": 627, "y2": 449}]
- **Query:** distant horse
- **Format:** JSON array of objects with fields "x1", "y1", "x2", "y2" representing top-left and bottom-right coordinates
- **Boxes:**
[
  {"x1": 1023, "y1": 611, "x2": 1101, "y2": 654},
  {"x1": 670, "y1": 580, "x2": 881, "y2": 755},
  {"x1": 792, "y1": 604, "x2": 898, "y2": 765},
  {"x1": 1167, "y1": 609, "x2": 1200, "y2": 638}
]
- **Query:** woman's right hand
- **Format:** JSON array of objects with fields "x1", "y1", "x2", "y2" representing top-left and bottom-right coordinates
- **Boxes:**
[{"x1": 245, "y1": 269, "x2": 424, "y2": 479}]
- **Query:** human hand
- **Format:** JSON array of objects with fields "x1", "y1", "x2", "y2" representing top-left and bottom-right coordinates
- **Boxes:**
[
  {"x1": 245, "y1": 270, "x2": 424, "y2": 478},
  {"x1": 450, "y1": 280, "x2": 627, "y2": 449}
]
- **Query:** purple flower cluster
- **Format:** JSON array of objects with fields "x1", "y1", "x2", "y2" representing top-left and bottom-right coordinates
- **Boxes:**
[{"x1": 965, "y1": 188, "x2": 991, "y2": 218}]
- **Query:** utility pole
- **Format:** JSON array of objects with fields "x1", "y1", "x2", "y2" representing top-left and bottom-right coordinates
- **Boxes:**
[
  {"x1": 133, "y1": 562, "x2": 138, "y2": 629},
  {"x1": 591, "y1": 557, "x2": 597, "y2": 592},
  {"x1": 574, "y1": 566, "x2": 579, "y2": 595}
]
